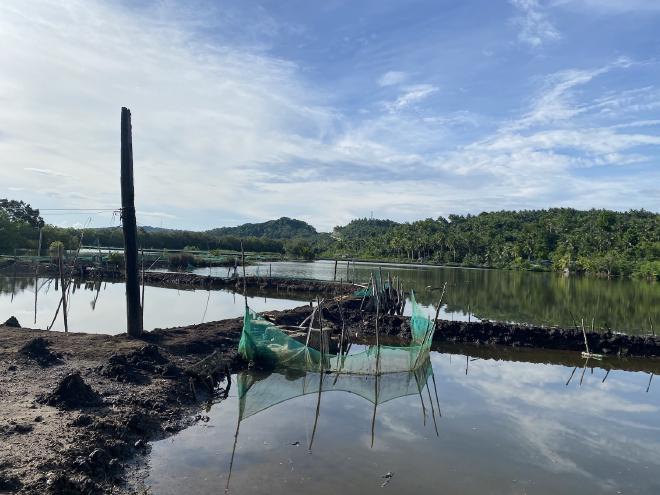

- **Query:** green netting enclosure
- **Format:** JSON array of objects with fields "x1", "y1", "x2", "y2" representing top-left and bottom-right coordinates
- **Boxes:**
[
  {"x1": 237, "y1": 360, "x2": 435, "y2": 421},
  {"x1": 238, "y1": 291, "x2": 435, "y2": 374}
]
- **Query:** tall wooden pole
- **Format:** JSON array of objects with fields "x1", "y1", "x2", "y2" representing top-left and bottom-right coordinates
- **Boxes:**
[{"x1": 121, "y1": 107, "x2": 142, "y2": 337}]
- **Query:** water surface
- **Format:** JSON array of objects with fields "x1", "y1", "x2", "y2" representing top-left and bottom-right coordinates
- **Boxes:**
[
  {"x1": 197, "y1": 260, "x2": 659, "y2": 334},
  {"x1": 147, "y1": 347, "x2": 660, "y2": 495},
  {"x1": 0, "y1": 276, "x2": 306, "y2": 334}
]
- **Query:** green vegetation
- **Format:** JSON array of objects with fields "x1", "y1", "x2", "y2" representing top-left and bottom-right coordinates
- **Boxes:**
[
  {"x1": 208, "y1": 217, "x2": 318, "y2": 239},
  {"x1": 1, "y1": 198, "x2": 658, "y2": 279},
  {"x1": 324, "y1": 209, "x2": 659, "y2": 280}
]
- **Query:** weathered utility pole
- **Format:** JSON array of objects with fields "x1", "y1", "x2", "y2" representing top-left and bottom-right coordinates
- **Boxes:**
[{"x1": 121, "y1": 107, "x2": 142, "y2": 337}]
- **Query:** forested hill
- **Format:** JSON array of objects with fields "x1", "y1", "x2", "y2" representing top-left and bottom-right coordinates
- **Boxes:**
[
  {"x1": 326, "y1": 209, "x2": 659, "y2": 278},
  {"x1": 206, "y1": 217, "x2": 318, "y2": 239},
  {"x1": 1, "y1": 198, "x2": 658, "y2": 278}
]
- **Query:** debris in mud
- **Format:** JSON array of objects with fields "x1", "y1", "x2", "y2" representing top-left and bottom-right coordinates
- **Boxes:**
[
  {"x1": 381, "y1": 471, "x2": 394, "y2": 487},
  {"x1": 1, "y1": 422, "x2": 34, "y2": 435},
  {"x1": 3, "y1": 316, "x2": 20, "y2": 327},
  {"x1": 19, "y1": 337, "x2": 63, "y2": 366},
  {"x1": 39, "y1": 371, "x2": 102, "y2": 409}
]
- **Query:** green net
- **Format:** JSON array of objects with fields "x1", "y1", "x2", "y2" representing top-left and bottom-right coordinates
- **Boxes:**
[
  {"x1": 237, "y1": 358, "x2": 434, "y2": 421},
  {"x1": 238, "y1": 290, "x2": 435, "y2": 374}
]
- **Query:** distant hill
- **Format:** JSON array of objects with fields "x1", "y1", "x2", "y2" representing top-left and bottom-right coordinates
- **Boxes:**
[
  {"x1": 207, "y1": 217, "x2": 318, "y2": 239},
  {"x1": 333, "y1": 218, "x2": 400, "y2": 241}
]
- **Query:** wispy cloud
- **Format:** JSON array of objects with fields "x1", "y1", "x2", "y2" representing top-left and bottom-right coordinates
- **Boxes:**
[
  {"x1": 24, "y1": 167, "x2": 69, "y2": 178},
  {"x1": 510, "y1": 0, "x2": 561, "y2": 47},
  {"x1": 386, "y1": 84, "x2": 438, "y2": 112},
  {"x1": 378, "y1": 71, "x2": 408, "y2": 87},
  {"x1": 0, "y1": 1, "x2": 658, "y2": 231}
]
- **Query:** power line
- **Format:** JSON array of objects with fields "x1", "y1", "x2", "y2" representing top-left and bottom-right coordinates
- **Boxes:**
[{"x1": 39, "y1": 208, "x2": 118, "y2": 211}]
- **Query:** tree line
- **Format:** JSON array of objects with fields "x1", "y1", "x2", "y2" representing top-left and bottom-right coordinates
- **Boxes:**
[
  {"x1": 1, "y1": 199, "x2": 658, "y2": 279},
  {"x1": 324, "y1": 209, "x2": 659, "y2": 279}
]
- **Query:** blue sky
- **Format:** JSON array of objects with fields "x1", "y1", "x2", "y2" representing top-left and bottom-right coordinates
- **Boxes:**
[{"x1": 1, "y1": 0, "x2": 659, "y2": 231}]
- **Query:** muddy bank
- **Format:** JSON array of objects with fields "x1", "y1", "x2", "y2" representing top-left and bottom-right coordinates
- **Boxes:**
[
  {"x1": 265, "y1": 298, "x2": 660, "y2": 358},
  {"x1": 0, "y1": 319, "x2": 245, "y2": 494},
  {"x1": 135, "y1": 271, "x2": 359, "y2": 295},
  {"x1": 0, "y1": 260, "x2": 359, "y2": 296}
]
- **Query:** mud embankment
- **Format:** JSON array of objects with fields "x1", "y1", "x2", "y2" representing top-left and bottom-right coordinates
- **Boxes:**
[
  {"x1": 265, "y1": 299, "x2": 660, "y2": 358},
  {"x1": 136, "y1": 271, "x2": 359, "y2": 295},
  {"x1": 0, "y1": 319, "x2": 244, "y2": 494},
  {"x1": 1, "y1": 260, "x2": 359, "y2": 296}
]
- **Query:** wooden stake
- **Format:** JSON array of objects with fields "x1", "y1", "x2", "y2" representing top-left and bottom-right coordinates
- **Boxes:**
[
  {"x1": 333, "y1": 259, "x2": 338, "y2": 281},
  {"x1": 120, "y1": 107, "x2": 142, "y2": 337},
  {"x1": 34, "y1": 228, "x2": 42, "y2": 324},
  {"x1": 241, "y1": 241, "x2": 247, "y2": 308},
  {"x1": 141, "y1": 247, "x2": 145, "y2": 328},
  {"x1": 58, "y1": 246, "x2": 69, "y2": 333}
]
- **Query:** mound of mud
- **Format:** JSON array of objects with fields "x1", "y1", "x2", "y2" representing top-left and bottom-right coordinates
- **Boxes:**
[
  {"x1": 102, "y1": 344, "x2": 177, "y2": 382},
  {"x1": 3, "y1": 316, "x2": 20, "y2": 328},
  {"x1": 39, "y1": 372, "x2": 102, "y2": 409},
  {"x1": 19, "y1": 337, "x2": 63, "y2": 366}
]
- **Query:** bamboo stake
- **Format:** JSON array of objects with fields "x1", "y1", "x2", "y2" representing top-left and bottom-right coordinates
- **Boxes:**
[
  {"x1": 581, "y1": 318, "x2": 590, "y2": 355},
  {"x1": 602, "y1": 369, "x2": 610, "y2": 383},
  {"x1": 309, "y1": 305, "x2": 324, "y2": 452},
  {"x1": 225, "y1": 412, "x2": 241, "y2": 494},
  {"x1": 579, "y1": 358, "x2": 590, "y2": 386},
  {"x1": 141, "y1": 248, "x2": 145, "y2": 327},
  {"x1": 430, "y1": 365, "x2": 442, "y2": 417},
  {"x1": 34, "y1": 228, "x2": 42, "y2": 324},
  {"x1": 58, "y1": 246, "x2": 69, "y2": 333},
  {"x1": 414, "y1": 369, "x2": 427, "y2": 425},
  {"x1": 565, "y1": 366, "x2": 577, "y2": 386},
  {"x1": 241, "y1": 241, "x2": 247, "y2": 309},
  {"x1": 371, "y1": 371, "x2": 379, "y2": 448},
  {"x1": 425, "y1": 376, "x2": 439, "y2": 436}
]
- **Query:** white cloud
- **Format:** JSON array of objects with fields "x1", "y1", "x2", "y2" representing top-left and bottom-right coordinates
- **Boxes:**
[
  {"x1": 551, "y1": 0, "x2": 660, "y2": 13},
  {"x1": 386, "y1": 84, "x2": 438, "y2": 112},
  {"x1": 378, "y1": 71, "x2": 408, "y2": 87},
  {"x1": 510, "y1": 0, "x2": 561, "y2": 47},
  {"x1": 0, "y1": 1, "x2": 657, "y2": 231},
  {"x1": 24, "y1": 167, "x2": 70, "y2": 178}
]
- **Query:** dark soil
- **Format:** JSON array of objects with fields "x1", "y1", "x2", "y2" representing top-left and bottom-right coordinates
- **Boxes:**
[
  {"x1": 38, "y1": 372, "x2": 103, "y2": 409},
  {"x1": 0, "y1": 318, "x2": 244, "y2": 494},
  {"x1": 18, "y1": 338, "x2": 63, "y2": 367},
  {"x1": 4, "y1": 316, "x2": 21, "y2": 328}
]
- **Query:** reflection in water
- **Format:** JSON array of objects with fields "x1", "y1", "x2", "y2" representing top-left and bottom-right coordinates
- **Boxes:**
[
  {"x1": 0, "y1": 276, "x2": 308, "y2": 334},
  {"x1": 147, "y1": 349, "x2": 660, "y2": 495},
  {"x1": 197, "y1": 260, "x2": 659, "y2": 333},
  {"x1": 226, "y1": 359, "x2": 439, "y2": 492}
]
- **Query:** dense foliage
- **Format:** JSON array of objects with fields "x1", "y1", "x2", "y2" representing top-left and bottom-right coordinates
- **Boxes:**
[
  {"x1": 325, "y1": 209, "x2": 660, "y2": 279},
  {"x1": 2, "y1": 198, "x2": 658, "y2": 279},
  {"x1": 207, "y1": 217, "x2": 318, "y2": 239}
]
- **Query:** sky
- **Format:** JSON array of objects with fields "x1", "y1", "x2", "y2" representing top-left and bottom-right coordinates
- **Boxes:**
[{"x1": 1, "y1": 0, "x2": 659, "y2": 232}]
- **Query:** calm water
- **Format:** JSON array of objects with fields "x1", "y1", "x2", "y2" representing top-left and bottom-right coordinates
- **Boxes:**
[
  {"x1": 197, "y1": 260, "x2": 659, "y2": 334},
  {"x1": 2, "y1": 260, "x2": 657, "y2": 334},
  {"x1": 0, "y1": 276, "x2": 306, "y2": 335},
  {"x1": 147, "y1": 348, "x2": 660, "y2": 495}
]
